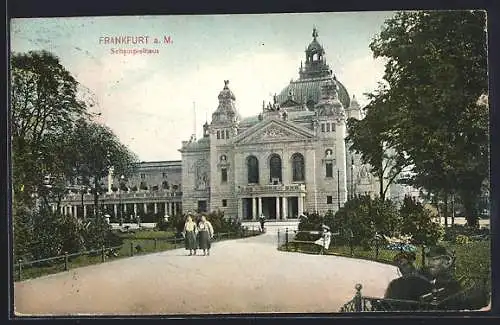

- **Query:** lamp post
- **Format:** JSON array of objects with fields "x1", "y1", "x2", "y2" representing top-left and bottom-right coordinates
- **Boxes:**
[
  {"x1": 337, "y1": 169, "x2": 341, "y2": 210},
  {"x1": 119, "y1": 175, "x2": 125, "y2": 226}
]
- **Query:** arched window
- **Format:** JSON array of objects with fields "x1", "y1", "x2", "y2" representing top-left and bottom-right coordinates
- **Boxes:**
[
  {"x1": 247, "y1": 156, "x2": 259, "y2": 184},
  {"x1": 291, "y1": 153, "x2": 305, "y2": 182},
  {"x1": 269, "y1": 154, "x2": 282, "y2": 183}
]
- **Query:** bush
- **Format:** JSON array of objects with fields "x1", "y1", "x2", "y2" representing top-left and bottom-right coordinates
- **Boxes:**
[
  {"x1": 443, "y1": 224, "x2": 489, "y2": 242},
  {"x1": 327, "y1": 195, "x2": 399, "y2": 248},
  {"x1": 296, "y1": 211, "x2": 324, "y2": 241},
  {"x1": 399, "y1": 195, "x2": 444, "y2": 246}
]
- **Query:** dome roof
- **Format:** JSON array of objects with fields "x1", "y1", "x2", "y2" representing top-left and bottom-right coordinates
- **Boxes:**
[
  {"x1": 307, "y1": 39, "x2": 324, "y2": 53},
  {"x1": 276, "y1": 77, "x2": 350, "y2": 110}
]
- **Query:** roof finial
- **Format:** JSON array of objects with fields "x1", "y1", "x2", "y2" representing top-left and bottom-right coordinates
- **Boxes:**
[{"x1": 312, "y1": 26, "x2": 318, "y2": 40}]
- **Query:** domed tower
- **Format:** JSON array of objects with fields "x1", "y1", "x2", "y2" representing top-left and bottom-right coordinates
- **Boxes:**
[
  {"x1": 300, "y1": 27, "x2": 331, "y2": 80},
  {"x1": 276, "y1": 27, "x2": 351, "y2": 111},
  {"x1": 208, "y1": 80, "x2": 239, "y2": 214},
  {"x1": 346, "y1": 95, "x2": 362, "y2": 120}
]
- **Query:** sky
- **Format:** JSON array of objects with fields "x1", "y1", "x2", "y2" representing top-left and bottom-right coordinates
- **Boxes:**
[{"x1": 10, "y1": 12, "x2": 395, "y2": 161}]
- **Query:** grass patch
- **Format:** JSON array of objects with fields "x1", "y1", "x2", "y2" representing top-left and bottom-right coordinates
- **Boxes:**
[
  {"x1": 115, "y1": 229, "x2": 176, "y2": 240},
  {"x1": 280, "y1": 239, "x2": 491, "y2": 290}
]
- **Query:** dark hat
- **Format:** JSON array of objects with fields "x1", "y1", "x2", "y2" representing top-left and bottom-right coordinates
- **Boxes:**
[{"x1": 424, "y1": 245, "x2": 454, "y2": 257}]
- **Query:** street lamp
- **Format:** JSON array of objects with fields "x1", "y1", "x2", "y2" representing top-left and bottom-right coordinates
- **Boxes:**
[
  {"x1": 119, "y1": 175, "x2": 125, "y2": 226},
  {"x1": 337, "y1": 169, "x2": 341, "y2": 210}
]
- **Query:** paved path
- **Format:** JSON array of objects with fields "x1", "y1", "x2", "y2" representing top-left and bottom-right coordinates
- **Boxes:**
[{"x1": 14, "y1": 227, "x2": 399, "y2": 315}]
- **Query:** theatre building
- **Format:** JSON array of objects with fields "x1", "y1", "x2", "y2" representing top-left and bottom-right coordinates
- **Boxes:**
[{"x1": 60, "y1": 28, "x2": 386, "y2": 221}]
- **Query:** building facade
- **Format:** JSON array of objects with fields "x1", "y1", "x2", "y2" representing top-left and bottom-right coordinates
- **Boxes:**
[
  {"x1": 179, "y1": 28, "x2": 379, "y2": 220},
  {"x1": 60, "y1": 27, "x2": 392, "y2": 221}
]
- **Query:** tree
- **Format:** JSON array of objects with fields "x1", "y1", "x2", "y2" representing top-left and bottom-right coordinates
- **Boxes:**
[
  {"x1": 368, "y1": 11, "x2": 488, "y2": 227},
  {"x1": 346, "y1": 88, "x2": 409, "y2": 201},
  {"x1": 11, "y1": 50, "x2": 88, "y2": 206},
  {"x1": 66, "y1": 118, "x2": 139, "y2": 215}
]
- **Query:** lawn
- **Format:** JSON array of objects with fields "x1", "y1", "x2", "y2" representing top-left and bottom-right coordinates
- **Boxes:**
[{"x1": 280, "y1": 239, "x2": 491, "y2": 289}]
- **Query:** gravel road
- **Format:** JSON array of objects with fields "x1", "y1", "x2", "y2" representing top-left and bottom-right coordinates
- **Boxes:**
[{"x1": 14, "y1": 228, "x2": 399, "y2": 316}]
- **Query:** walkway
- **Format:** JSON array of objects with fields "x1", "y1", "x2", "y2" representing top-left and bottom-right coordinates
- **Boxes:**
[{"x1": 14, "y1": 224, "x2": 399, "y2": 315}]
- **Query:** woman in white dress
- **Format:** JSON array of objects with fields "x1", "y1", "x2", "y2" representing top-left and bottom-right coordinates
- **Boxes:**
[{"x1": 197, "y1": 215, "x2": 214, "y2": 256}]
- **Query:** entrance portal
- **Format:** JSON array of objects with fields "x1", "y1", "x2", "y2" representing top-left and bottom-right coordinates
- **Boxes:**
[
  {"x1": 242, "y1": 198, "x2": 254, "y2": 220},
  {"x1": 262, "y1": 197, "x2": 277, "y2": 219}
]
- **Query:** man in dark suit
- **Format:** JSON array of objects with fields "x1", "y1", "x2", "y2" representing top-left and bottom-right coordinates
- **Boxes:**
[{"x1": 384, "y1": 251, "x2": 433, "y2": 307}]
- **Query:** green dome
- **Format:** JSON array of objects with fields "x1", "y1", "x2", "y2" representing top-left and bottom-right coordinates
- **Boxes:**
[{"x1": 276, "y1": 77, "x2": 350, "y2": 110}]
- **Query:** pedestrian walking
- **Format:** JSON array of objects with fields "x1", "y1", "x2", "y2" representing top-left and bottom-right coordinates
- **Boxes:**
[
  {"x1": 182, "y1": 215, "x2": 198, "y2": 256},
  {"x1": 259, "y1": 214, "x2": 266, "y2": 233},
  {"x1": 197, "y1": 215, "x2": 214, "y2": 256}
]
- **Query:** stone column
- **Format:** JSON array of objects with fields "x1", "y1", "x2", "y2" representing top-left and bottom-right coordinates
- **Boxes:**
[
  {"x1": 276, "y1": 196, "x2": 280, "y2": 219},
  {"x1": 143, "y1": 203, "x2": 147, "y2": 214},
  {"x1": 113, "y1": 204, "x2": 117, "y2": 217},
  {"x1": 84, "y1": 205, "x2": 88, "y2": 218},
  {"x1": 298, "y1": 195, "x2": 304, "y2": 216},
  {"x1": 124, "y1": 203, "x2": 127, "y2": 213},
  {"x1": 154, "y1": 203, "x2": 158, "y2": 214},
  {"x1": 164, "y1": 202, "x2": 168, "y2": 215},
  {"x1": 258, "y1": 197, "x2": 262, "y2": 216},
  {"x1": 252, "y1": 197, "x2": 257, "y2": 220},
  {"x1": 282, "y1": 196, "x2": 287, "y2": 220},
  {"x1": 133, "y1": 203, "x2": 137, "y2": 216}
]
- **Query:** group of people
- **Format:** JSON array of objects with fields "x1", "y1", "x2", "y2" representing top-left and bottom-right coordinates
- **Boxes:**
[
  {"x1": 182, "y1": 215, "x2": 214, "y2": 256},
  {"x1": 383, "y1": 245, "x2": 489, "y2": 310}
]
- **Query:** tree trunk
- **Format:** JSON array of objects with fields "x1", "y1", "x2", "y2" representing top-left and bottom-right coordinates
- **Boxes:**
[{"x1": 93, "y1": 177, "x2": 99, "y2": 217}]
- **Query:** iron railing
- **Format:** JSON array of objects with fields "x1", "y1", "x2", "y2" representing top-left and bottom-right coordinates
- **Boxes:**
[
  {"x1": 340, "y1": 277, "x2": 490, "y2": 312},
  {"x1": 15, "y1": 229, "x2": 261, "y2": 282}
]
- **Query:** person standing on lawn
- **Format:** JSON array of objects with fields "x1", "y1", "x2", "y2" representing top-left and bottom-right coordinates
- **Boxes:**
[
  {"x1": 182, "y1": 215, "x2": 198, "y2": 256},
  {"x1": 197, "y1": 215, "x2": 214, "y2": 256}
]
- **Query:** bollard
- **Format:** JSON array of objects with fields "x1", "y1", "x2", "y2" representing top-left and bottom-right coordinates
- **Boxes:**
[
  {"x1": 64, "y1": 252, "x2": 69, "y2": 271},
  {"x1": 130, "y1": 242, "x2": 134, "y2": 256},
  {"x1": 101, "y1": 246, "x2": 106, "y2": 262},
  {"x1": 154, "y1": 238, "x2": 157, "y2": 250},
  {"x1": 18, "y1": 259, "x2": 23, "y2": 281},
  {"x1": 285, "y1": 228, "x2": 289, "y2": 251},
  {"x1": 354, "y1": 284, "x2": 363, "y2": 311}
]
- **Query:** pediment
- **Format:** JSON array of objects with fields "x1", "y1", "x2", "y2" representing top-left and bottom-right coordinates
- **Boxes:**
[{"x1": 234, "y1": 118, "x2": 314, "y2": 145}]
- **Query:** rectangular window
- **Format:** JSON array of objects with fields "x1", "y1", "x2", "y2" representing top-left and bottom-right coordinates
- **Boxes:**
[
  {"x1": 221, "y1": 168, "x2": 228, "y2": 183},
  {"x1": 222, "y1": 199, "x2": 227, "y2": 207},
  {"x1": 140, "y1": 173, "x2": 145, "y2": 179},
  {"x1": 162, "y1": 172, "x2": 167, "y2": 178},
  {"x1": 331, "y1": 123, "x2": 336, "y2": 132},
  {"x1": 226, "y1": 130, "x2": 229, "y2": 139},
  {"x1": 327, "y1": 196, "x2": 333, "y2": 204},
  {"x1": 221, "y1": 130, "x2": 225, "y2": 139},
  {"x1": 326, "y1": 123, "x2": 330, "y2": 132},
  {"x1": 326, "y1": 163, "x2": 333, "y2": 178},
  {"x1": 217, "y1": 131, "x2": 220, "y2": 139},
  {"x1": 321, "y1": 123, "x2": 325, "y2": 132}
]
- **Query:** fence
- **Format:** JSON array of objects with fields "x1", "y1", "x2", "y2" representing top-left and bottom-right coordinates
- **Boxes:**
[
  {"x1": 340, "y1": 277, "x2": 490, "y2": 312},
  {"x1": 15, "y1": 229, "x2": 260, "y2": 282}
]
